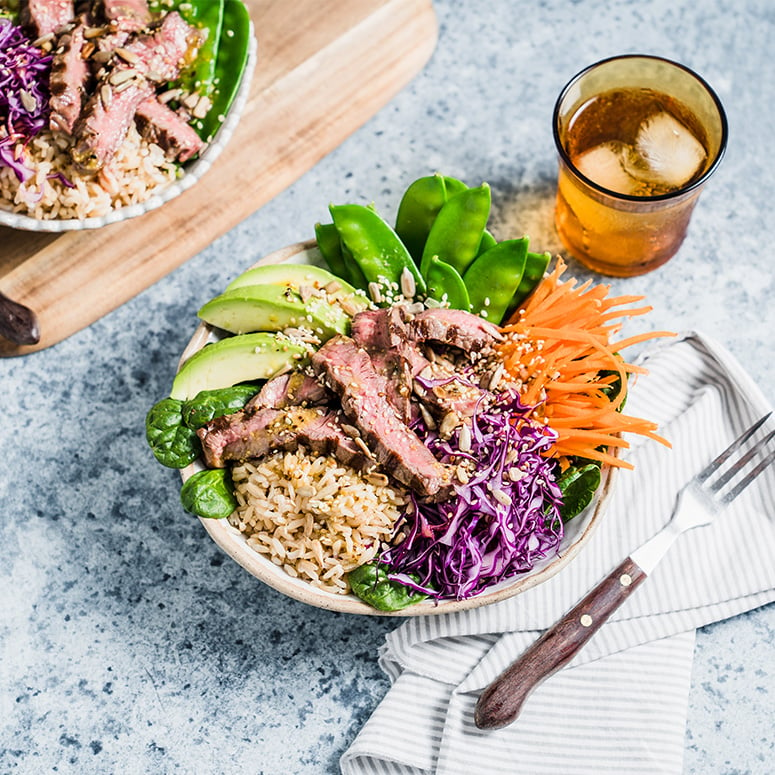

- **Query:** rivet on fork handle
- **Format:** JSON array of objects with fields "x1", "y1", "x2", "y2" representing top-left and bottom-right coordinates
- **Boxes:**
[{"x1": 474, "y1": 556, "x2": 648, "y2": 730}]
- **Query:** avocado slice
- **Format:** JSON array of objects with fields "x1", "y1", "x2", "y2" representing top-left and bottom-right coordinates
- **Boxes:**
[
  {"x1": 170, "y1": 332, "x2": 308, "y2": 400},
  {"x1": 198, "y1": 284, "x2": 353, "y2": 340},
  {"x1": 225, "y1": 263, "x2": 365, "y2": 302}
]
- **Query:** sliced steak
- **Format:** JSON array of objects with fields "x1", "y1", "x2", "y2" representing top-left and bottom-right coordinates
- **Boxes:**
[
  {"x1": 408, "y1": 308, "x2": 504, "y2": 352},
  {"x1": 197, "y1": 405, "x2": 370, "y2": 472},
  {"x1": 352, "y1": 306, "x2": 483, "y2": 423},
  {"x1": 312, "y1": 335, "x2": 453, "y2": 500},
  {"x1": 48, "y1": 18, "x2": 90, "y2": 134},
  {"x1": 246, "y1": 372, "x2": 329, "y2": 412},
  {"x1": 135, "y1": 95, "x2": 204, "y2": 162},
  {"x1": 123, "y1": 11, "x2": 203, "y2": 82},
  {"x1": 71, "y1": 79, "x2": 153, "y2": 170},
  {"x1": 95, "y1": 0, "x2": 151, "y2": 31},
  {"x1": 20, "y1": 0, "x2": 73, "y2": 38}
]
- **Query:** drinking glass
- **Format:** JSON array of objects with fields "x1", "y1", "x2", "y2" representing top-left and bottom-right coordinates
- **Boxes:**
[{"x1": 553, "y1": 55, "x2": 728, "y2": 277}]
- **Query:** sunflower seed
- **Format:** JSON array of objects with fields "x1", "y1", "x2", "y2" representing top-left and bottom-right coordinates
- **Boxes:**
[
  {"x1": 109, "y1": 67, "x2": 138, "y2": 85},
  {"x1": 92, "y1": 49, "x2": 113, "y2": 64},
  {"x1": 456, "y1": 464, "x2": 471, "y2": 484},
  {"x1": 100, "y1": 83, "x2": 113, "y2": 109},
  {"x1": 84, "y1": 26, "x2": 106, "y2": 39},
  {"x1": 440, "y1": 412, "x2": 460, "y2": 438},
  {"x1": 158, "y1": 88, "x2": 180, "y2": 104},
  {"x1": 400, "y1": 267, "x2": 416, "y2": 298},
  {"x1": 458, "y1": 423, "x2": 472, "y2": 452},
  {"x1": 491, "y1": 488, "x2": 513, "y2": 507},
  {"x1": 192, "y1": 95, "x2": 212, "y2": 119},
  {"x1": 488, "y1": 363, "x2": 505, "y2": 392},
  {"x1": 368, "y1": 282, "x2": 383, "y2": 304},
  {"x1": 114, "y1": 46, "x2": 140, "y2": 64},
  {"x1": 32, "y1": 33, "x2": 54, "y2": 47},
  {"x1": 419, "y1": 404, "x2": 436, "y2": 430},
  {"x1": 19, "y1": 89, "x2": 37, "y2": 113}
]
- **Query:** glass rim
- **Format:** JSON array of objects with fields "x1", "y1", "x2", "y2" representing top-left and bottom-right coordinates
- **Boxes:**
[{"x1": 552, "y1": 54, "x2": 729, "y2": 203}]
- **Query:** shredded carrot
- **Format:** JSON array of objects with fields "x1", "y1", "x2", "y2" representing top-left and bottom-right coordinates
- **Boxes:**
[{"x1": 497, "y1": 257, "x2": 674, "y2": 467}]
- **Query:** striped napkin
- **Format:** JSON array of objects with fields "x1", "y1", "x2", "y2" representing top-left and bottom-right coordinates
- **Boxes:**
[{"x1": 341, "y1": 331, "x2": 775, "y2": 775}]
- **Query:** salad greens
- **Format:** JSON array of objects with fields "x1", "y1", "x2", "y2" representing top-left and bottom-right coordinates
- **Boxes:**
[
  {"x1": 145, "y1": 397, "x2": 201, "y2": 469},
  {"x1": 146, "y1": 384, "x2": 259, "y2": 470},
  {"x1": 180, "y1": 468, "x2": 237, "y2": 519},
  {"x1": 556, "y1": 463, "x2": 602, "y2": 522},
  {"x1": 181, "y1": 384, "x2": 260, "y2": 429},
  {"x1": 348, "y1": 562, "x2": 430, "y2": 612}
]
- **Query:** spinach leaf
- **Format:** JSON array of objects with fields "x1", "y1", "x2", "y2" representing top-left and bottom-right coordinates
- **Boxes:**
[
  {"x1": 348, "y1": 561, "x2": 428, "y2": 612},
  {"x1": 181, "y1": 384, "x2": 260, "y2": 429},
  {"x1": 180, "y1": 468, "x2": 237, "y2": 519},
  {"x1": 145, "y1": 397, "x2": 201, "y2": 469},
  {"x1": 556, "y1": 462, "x2": 602, "y2": 522}
]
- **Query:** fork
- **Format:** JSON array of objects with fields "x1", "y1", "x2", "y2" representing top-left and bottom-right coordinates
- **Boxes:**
[{"x1": 475, "y1": 413, "x2": 775, "y2": 730}]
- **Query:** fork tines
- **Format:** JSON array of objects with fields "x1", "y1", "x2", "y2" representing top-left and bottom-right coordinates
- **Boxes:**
[{"x1": 697, "y1": 412, "x2": 775, "y2": 503}]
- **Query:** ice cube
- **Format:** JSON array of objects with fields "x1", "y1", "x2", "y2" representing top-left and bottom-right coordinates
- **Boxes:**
[
  {"x1": 626, "y1": 112, "x2": 707, "y2": 189},
  {"x1": 573, "y1": 142, "x2": 640, "y2": 195}
]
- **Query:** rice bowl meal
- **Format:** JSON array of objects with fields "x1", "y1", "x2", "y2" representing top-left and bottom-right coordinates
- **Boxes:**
[
  {"x1": 146, "y1": 174, "x2": 673, "y2": 614},
  {"x1": 0, "y1": 0, "x2": 253, "y2": 228}
]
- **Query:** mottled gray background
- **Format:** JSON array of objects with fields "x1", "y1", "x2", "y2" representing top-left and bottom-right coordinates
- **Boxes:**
[{"x1": 2, "y1": 0, "x2": 773, "y2": 773}]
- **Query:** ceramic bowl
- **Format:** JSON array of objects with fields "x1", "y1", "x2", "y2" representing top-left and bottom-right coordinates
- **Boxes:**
[
  {"x1": 178, "y1": 242, "x2": 618, "y2": 615},
  {"x1": 0, "y1": 26, "x2": 257, "y2": 233}
]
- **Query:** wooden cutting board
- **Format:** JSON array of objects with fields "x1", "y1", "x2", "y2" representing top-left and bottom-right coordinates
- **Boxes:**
[{"x1": 0, "y1": 0, "x2": 437, "y2": 356}]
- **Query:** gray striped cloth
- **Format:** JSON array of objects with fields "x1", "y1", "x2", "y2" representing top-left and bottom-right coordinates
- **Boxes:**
[{"x1": 341, "y1": 331, "x2": 775, "y2": 775}]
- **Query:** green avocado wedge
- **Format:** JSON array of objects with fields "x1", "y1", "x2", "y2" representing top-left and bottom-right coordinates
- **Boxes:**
[
  {"x1": 170, "y1": 332, "x2": 308, "y2": 400},
  {"x1": 198, "y1": 284, "x2": 353, "y2": 339},
  {"x1": 224, "y1": 263, "x2": 367, "y2": 311}
]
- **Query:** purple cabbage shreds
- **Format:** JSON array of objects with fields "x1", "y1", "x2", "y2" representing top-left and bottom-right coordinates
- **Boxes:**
[
  {"x1": 381, "y1": 391, "x2": 565, "y2": 601},
  {"x1": 0, "y1": 18, "x2": 53, "y2": 181}
]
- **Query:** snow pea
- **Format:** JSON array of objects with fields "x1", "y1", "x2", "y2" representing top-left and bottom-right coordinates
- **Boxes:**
[
  {"x1": 477, "y1": 229, "x2": 497, "y2": 256},
  {"x1": 508, "y1": 250, "x2": 551, "y2": 314},
  {"x1": 395, "y1": 174, "x2": 468, "y2": 263},
  {"x1": 340, "y1": 239, "x2": 370, "y2": 292},
  {"x1": 198, "y1": 0, "x2": 252, "y2": 142},
  {"x1": 420, "y1": 183, "x2": 491, "y2": 277},
  {"x1": 329, "y1": 204, "x2": 426, "y2": 296},
  {"x1": 424, "y1": 255, "x2": 470, "y2": 310},
  {"x1": 463, "y1": 238, "x2": 528, "y2": 324},
  {"x1": 314, "y1": 222, "x2": 350, "y2": 283}
]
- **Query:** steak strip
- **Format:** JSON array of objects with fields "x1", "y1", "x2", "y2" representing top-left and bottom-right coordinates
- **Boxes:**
[
  {"x1": 197, "y1": 406, "x2": 371, "y2": 472},
  {"x1": 48, "y1": 17, "x2": 90, "y2": 134},
  {"x1": 407, "y1": 307, "x2": 504, "y2": 352},
  {"x1": 134, "y1": 95, "x2": 204, "y2": 162},
  {"x1": 20, "y1": 0, "x2": 73, "y2": 38},
  {"x1": 312, "y1": 335, "x2": 453, "y2": 500}
]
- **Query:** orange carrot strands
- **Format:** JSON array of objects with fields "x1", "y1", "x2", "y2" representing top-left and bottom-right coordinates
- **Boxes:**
[{"x1": 496, "y1": 257, "x2": 674, "y2": 468}]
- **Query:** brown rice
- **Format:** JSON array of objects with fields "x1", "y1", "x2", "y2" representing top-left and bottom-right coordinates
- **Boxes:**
[
  {"x1": 230, "y1": 448, "x2": 407, "y2": 595},
  {"x1": 0, "y1": 124, "x2": 179, "y2": 220}
]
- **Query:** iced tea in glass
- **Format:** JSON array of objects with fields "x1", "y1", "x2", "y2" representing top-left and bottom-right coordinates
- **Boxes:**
[{"x1": 553, "y1": 55, "x2": 728, "y2": 277}]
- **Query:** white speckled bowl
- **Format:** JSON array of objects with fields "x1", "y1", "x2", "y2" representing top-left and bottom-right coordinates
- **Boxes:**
[
  {"x1": 178, "y1": 242, "x2": 618, "y2": 615},
  {"x1": 0, "y1": 26, "x2": 256, "y2": 233}
]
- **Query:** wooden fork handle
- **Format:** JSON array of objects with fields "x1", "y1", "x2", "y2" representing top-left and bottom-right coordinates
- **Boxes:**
[{"x1": 474, "y1": 556, "x2": 648, "y2": 730}]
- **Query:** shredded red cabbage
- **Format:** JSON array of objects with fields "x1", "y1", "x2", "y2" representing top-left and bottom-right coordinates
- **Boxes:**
[
  {"x1": 0, "y1": 19, "x2": 53, "y2": 182},
  {"x1": 381, "y1": 389, "x2": 564, "y2": 600}
]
